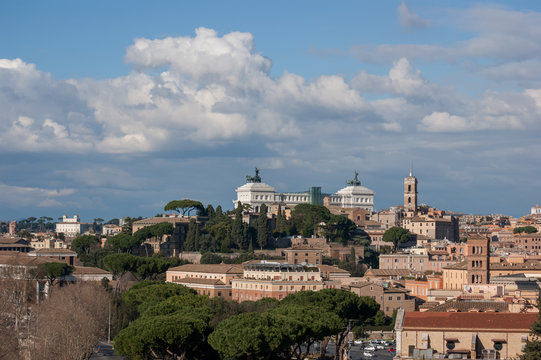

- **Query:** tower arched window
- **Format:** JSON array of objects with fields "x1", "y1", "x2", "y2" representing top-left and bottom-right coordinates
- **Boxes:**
[
  {"x1": 408, "y1": 185, "x2": 411, "y2": 192},
  {"x1": 408, "y1": 197, "x2": 411, "y2": 204}
]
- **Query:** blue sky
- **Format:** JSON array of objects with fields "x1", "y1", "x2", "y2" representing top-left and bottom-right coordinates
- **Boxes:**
[{"x1": 1, "y1": 1, "x2": 540, "y2": 221}]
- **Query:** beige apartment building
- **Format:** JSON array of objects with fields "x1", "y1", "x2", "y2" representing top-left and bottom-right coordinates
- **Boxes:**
[
  {"x1": 166, "y1": 263, "x2": 243, "y2": 300},
  {"x1": 349, "y1": 282, "x2": 415, "y2": 316},
  {"x1": 513, "y1": 234, "x2": 541, "y2": 251},
  {"x1": 379, "y1": 252, "x2": 458, "y2": 273},
  {"x1": 403, "y1": 215, "x2": 458, "y2": 242},
  {"x1": 284, "y1": 245, "x2": 323, "y2": 265},
  {"x1": 232, "y1": 262, "x2": 325, "y2": 302},
  {"x1": 395, "y1": 310, "x2": 537, "y2": 359}
]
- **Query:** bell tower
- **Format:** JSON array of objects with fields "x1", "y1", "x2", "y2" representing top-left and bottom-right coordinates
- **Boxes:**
[
  {"x1": 466, "y1": 236, "x2": 490, "y2": 284},
  {"x1": 404, "y1": 167, "x2": 418, "y2": 211}
]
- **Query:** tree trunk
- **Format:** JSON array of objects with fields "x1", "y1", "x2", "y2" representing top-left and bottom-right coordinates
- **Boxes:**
[{"x1": 320, "y1": 337, "x2": 330, "y2": 359}]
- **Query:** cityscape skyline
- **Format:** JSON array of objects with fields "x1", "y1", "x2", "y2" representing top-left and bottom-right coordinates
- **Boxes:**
[{"x1": 1, "y1": 1, "x2": 540, "y2": 220}]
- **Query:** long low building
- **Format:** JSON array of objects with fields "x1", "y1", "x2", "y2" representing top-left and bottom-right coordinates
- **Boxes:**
[
  {"x1": 395, "y1": 310, "x2": 537, "y2": 359},
  {"x1": 166, "y1": 264, "x2": 244, "y2": 300},
  {"x1": 166, "y1": 261, "x2": 348, "y2": 302}
]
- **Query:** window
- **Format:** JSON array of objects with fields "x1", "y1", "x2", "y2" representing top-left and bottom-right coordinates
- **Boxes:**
[{"x1": 217, "y1": 291, "x2": 222, "y2": 297}]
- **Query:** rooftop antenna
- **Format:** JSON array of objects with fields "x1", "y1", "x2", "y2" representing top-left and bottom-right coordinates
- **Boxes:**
[{"x1": 410, "y1": 160, "x2": 413, "y2": 177}]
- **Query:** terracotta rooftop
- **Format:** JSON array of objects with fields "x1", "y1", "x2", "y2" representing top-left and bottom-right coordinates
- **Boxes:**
[
  {"x1": 29, "y1": 248, "x2": 77, "y2": 255},
  {"x1": 351, "y1": 282, "x2": 409, "y2": 293},
  {"x1": 318, "y1": 265, "x2": 350, "y2": 273},
  {"x1": 0, "y1": 238, "x2": 28, "y2": 245},
  {"x1": 444, "y1": 260, "x2": 468, "y2": 270},
  {"x1": 168, "y1": 263, "x2": 243, "y2": 274},
  {"x1": 427, "y1": 299, "x2": 509, "y2": 313},
  {"x1": 364, "y1": 269, "x2": 422, "y2": 277},
  {"x1": 72, "y1": 266, "x2": 112, "y2": 275},
  {"x1": 173, "y1": 277, "x2": 226, "y2": 286},
  {"x1": 403, "y1": 312, "x2": 537, "y2": 331},
  {"x1": 0, "y1": 253, "x2": 56, "y2": 266},
  {"x1": 285, "y1": 245, "x2": 323, "y2": 251}
]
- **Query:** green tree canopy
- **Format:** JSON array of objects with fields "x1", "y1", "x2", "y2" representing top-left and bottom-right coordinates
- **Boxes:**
[
  {"x1": 281, "y1": 288, "x2": 379, "y2": 359},
  {"x1": 121, "y1": 281, "x2": 197, "y2": 316},
  {"x1": 107, "y1": 233, "x2": 141, "y2": 253},
  {"x1": 324, "y1": 214, "x2": 357, "y2": 243},
  {"x1": 382, "y1": 226, "x2": 415, "y2": 249},
  {"x1": 71, "y1": 234, "x2": 98, "y2": 256},
  {"x1": 289, "y1": 204, "x2": 331, "y2": 237},
  {"x1": 514, "y1": 226, "x2": 538, "y2": 234},
  {"x1": 269, "y1": 303, "x2": 343, "y2": 359},
  {"x1": 164, "y1": 199, "x2": 204, "y2": 216},
  {"x1": 115, "y1": 292, "x2": 213, "y2": 360},
  {"x1": 208, "y1": 312, "x2": 294, "y2": 360},
  {"x1": 36, "y1": 262, "x2": 73, "y2": 287}
]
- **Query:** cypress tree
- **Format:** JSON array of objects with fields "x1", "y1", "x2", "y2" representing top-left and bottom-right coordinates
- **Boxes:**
[
  {"x1": 257, "y1": 204, "x2": 269, "y2": 249},
  {"x1": 231, "y1": 202, "x2": 244, "y2": 249}
]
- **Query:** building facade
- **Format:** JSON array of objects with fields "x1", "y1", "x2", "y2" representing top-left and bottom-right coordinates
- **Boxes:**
[
  {"x1": 55, "y1": 215, "x2": 92, "y2": 236},
  {"x1": 232, "y1": 262, "x2": 325, "y2": 302},
  {"x1": 233, "y1": 169, "x2": 374, "y2": 212},
  {"x1": 350, "y1": 282, "x2": 415, "y2": 316},
  {"x1": 395, "y1": 310, "x2": 536, "y2": 360},
  {"x1": 402, "y1": 215, "x2": 459, "y2": 242},
  {"x1": 166, "y1": 264, "x2": 244, "y2": 300}
]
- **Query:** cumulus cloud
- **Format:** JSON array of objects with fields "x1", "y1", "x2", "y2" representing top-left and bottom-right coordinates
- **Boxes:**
[
  {"x1": 419, "y1": 112, "x2": 470, "y2": 132},
  {"x1": 397, "y1": 2, "x2": 431, "y2": 28},
  {"x1": 1, "y1": 25, "x2": 540, "y2": 164},
  {"x1": 2, "y1": 28, "x2": 382, "y2": 154},
  {"x1": 0, "y1": 182, "x2": 76, "y2": 208},
  {"x1": 352, "y1": 58, "x2": 437, "y2": 99}
]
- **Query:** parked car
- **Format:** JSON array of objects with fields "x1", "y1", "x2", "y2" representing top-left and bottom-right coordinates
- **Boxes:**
[
  {"x1": 354, "y1": 339, "x2": 364, "y2": 345},
  {"x1": 363, "y1": 352, "x2": 374, "y2": 358},
  {"x1": 376, "y1": 344, "x2": 385, "y2": 350},
  {"x1": 364, "y1": 345, "x2": 376, "y2": 351},
  {"x1": 388, "y1": 348, "x2": 396, "y2": 352}
]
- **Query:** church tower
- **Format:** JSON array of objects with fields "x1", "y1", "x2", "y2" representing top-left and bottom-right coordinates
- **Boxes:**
[
  {"x1": 404, "y1": 168, "x2": 418, "y2": 211},
  {"x1": 466, "y1": 236, "x2": 490, "y2": 285}
]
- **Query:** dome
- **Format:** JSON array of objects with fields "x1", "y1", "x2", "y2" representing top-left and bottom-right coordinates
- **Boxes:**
[
  {"x1": 335, "y1": 185, "x2": 374, "y2": 196},
  {"x1": 235, "y1": 182, "x2": 276, "y2": 193}
]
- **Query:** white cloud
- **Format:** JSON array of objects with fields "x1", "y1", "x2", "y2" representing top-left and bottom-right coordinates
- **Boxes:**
[
  {"x1": 419, "y1": 112, "x2": 470, "y2": 132},
  {"x1": 397, "y1": 2, "x2": 431, "y2": 28},
  {"x1": 352, "y1": 4, "x2": 541, "y2": 66},
  {"x1": 351, "y1": 58, "x2": 437, "y2": 98},
  {"x1": 0, "y1": 182, "x2": 76, "y2": 208}
]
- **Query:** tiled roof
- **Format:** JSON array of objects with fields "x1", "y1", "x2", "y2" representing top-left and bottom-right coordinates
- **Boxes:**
[
  {"x1": 0, "y1": 253, "x2": 56, "y2": 266},
  {"x1": 173, "y1": 277, "x2": 226, "y2": 286},
  {"x1": 32, "y1": 248, "x2": 77, "y2": 255},
  {"x1": 318, "y1": 265, "x2": 350, "y2": 273},
  {"x1": 0, "y1": 237, "x2": 28, "y2": 245},
  {"x1": 444, "y1": 260, "x2": 468, "y2": 270},
  {"x1": 403, "y1": 312, "x2": 536, "y2": 331},
  {"x1": 72, "y1": 266, "x2": 112, "y2": 275},
  {"x1": 350, "y1": 282, "x2": 409, "y2": 293},
  {"x1": 427, "y1": 300, "x2": 509, "y2": 313},
  {"x1": 491, "y1": 260, "x2": 541, "y2": 270},
  {"x1": 167, "y1": 263, "x2": 243, "y2": 274},
  {"x1": 286, "y1": 245, "x2": 323, "y2": 251},
  {"x1": 365, "y1": 269, "x2": 421, "y2": 277}
]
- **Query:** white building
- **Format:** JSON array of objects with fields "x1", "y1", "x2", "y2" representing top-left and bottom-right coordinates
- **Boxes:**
[
  {"x1": 532, "y1": 205, "x2": 541, "y2": 215},
  {"x1": 233, "y1": 169, "x2": 374, "y2": 212},
  {"x1": 55, "y1": 215, "x2": 92, "y2": 236}
]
